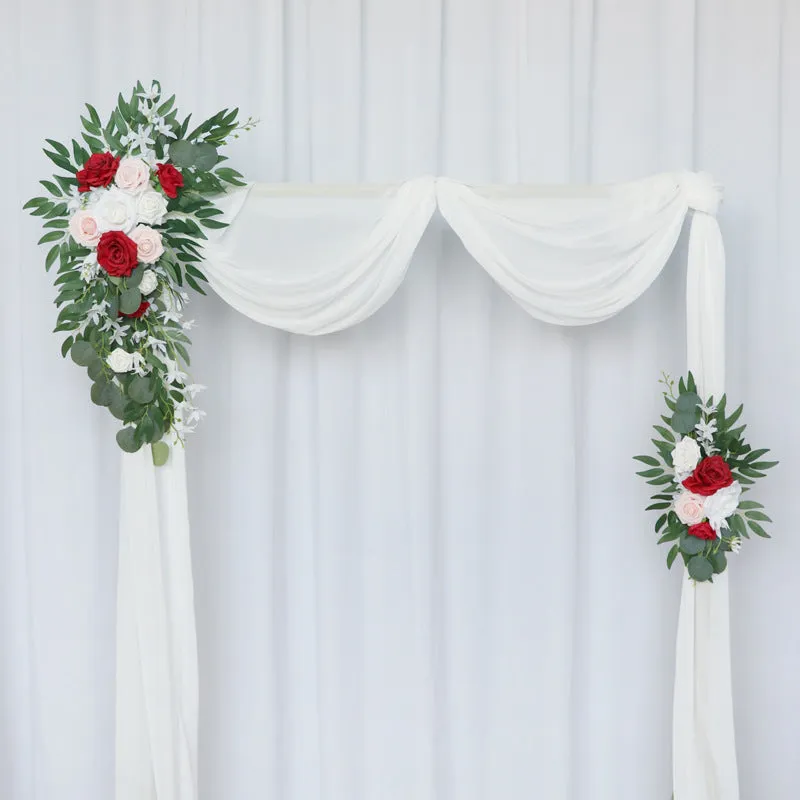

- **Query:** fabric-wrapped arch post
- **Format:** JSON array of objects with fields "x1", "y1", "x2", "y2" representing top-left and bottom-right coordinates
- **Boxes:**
[{"x1": 115, "y1": 171, "x2": 732, "y2": 800}]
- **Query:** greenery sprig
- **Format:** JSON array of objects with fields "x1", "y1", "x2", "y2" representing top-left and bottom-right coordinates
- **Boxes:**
[
  {"x1": 24, "y1": 81, "x2": 255, "y2": 462},
  {"x1": 635, "y1": 373, "x2": 777, "y2": 582}
]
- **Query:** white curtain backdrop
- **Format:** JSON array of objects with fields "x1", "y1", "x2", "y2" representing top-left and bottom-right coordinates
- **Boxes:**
[{"x1": 2, "y1": 1, "x2": 799, "y2": 799}]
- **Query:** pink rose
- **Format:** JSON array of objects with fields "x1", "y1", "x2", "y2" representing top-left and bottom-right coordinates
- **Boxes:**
[
  {"x1": 114, "y1": 157, "x2": 151, "y2": 194},
  {"x1": 674, "y1": 491, "x2": 705, "y2": 526},
  {"x1": 129, "y1": 224, "x2": 164, "y2": 264},
  {"x1": 68, "y1": 209, "x2": 101, "y2": 247}
]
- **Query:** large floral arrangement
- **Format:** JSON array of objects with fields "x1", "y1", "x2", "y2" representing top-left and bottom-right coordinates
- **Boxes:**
[
  {"x1": 24, "y1": 81, "x2": 255, "y2": 463},
  {"x1": 636, "y1": 373, "x2": 777, "y2": 582}
]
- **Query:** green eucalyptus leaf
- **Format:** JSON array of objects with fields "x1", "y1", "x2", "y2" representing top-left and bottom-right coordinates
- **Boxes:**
[
  {"x1": 70, "y1": 341, "x2": 96, "y2": 366},
  {"x1": 120, "y1": 288, "x2": 142, "y2": 314},
  {"x1": 169, "y1": 139, "x2": 195, "y2": 167},
  {"x1": 129, "y1": 375, "x2": 156, "y2": 405},
  {"x1": 109, "y1": 396, "x2": 129, "y2": 420},
  {"x1": 671, "y1": 409, "x2": 701, "y2": 434},
  {"x1": 87, "y1": 359, "x2": 105, "y2": 381},
  {"x1": 193, "y1": 142, "x2": 218, "y2": 170},
  {"x1": 91, "y1": 381, "x2": 114, "y2": 407},
  {"x1": 709, "y1": 550, "x2": 728, "y2": 574},
  {"x1": 688, "y1": 555, "x2": 714, "y2": 582},
  {"x1": 676, "y1": 392, "x2": 701, "y2": 412},
  {"x1": 680, "y1": 534, "x2": 706, "y2": 556},
  {"x1": 126, "y1": 265, "x2": 145, "y2": 290},
  {"x1": 151, "y1": 441, "x2": 170, "y2": 467},
  {"x1": 116, "y1": 427, "x2": 142, "y2": 453}
]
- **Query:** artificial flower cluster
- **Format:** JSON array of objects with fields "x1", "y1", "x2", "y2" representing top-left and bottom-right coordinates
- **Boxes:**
[
  {"x1": 25, "y1": 81, "x2": 254, "y2": 461},
  {"x1": 635, "y1": 373, "x2": 777, "y2": 582}
]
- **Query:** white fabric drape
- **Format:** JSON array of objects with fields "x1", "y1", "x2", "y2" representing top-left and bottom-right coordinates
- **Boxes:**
[
  {"x1": 674, "y1": 193, "x2": 733, "y2": 799},
  {"x1": 116, "y1": 446, "x2": 198, "y2": 800},
  {"x1": 5, "y1": 2, "x2": 799, "y2": 800},
  {"x1": 124, "y1": 170, "x2": 725, "y2": 800},
  {"x1": 203, "y1": 172, "x2": 716, "y2": 331},
  {"x1": 203, "y1": 179, "x2": 437, "y2": 334}
]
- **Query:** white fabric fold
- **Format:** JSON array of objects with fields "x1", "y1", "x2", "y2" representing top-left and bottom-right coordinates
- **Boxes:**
[
  {"x1": 116, "y1": 445, "x2": 198, "y2": 800},
  {"x1": 674, "y1": 192, "x2": 737, "y2": 800},
  {"x1": 116, "y1": 170, "x2": 733, "y2": 800},
  {"x1": 437, "y1": 172, "x2": 698, "y2": 325},
  {"x1": 202, "y1": 177, "x2": 438, "y2": 335}
]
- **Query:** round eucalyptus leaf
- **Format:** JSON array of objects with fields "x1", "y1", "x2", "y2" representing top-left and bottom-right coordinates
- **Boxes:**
[
  {"x1": 151, "y1": 441, "x2": 170, "y2": 467},
  {"x1": 676, "y1": 392, "x2": 702, "y2": 412},
  {"x1": 144, "y1": 409, "x2": 165, "y2": 443},
  {"x1": 169, "y1": 140, "x2": 195, "y2": 168},
  {"x1": 90, "y1": 381, "x2": 116, "y2": 407},
  {"x1": 671, "y1": 409, "x2": 701, "y2": 434},
  {"x1": 138, "y1": 416, "x2": 155, "y2": 443},
  {"x1": 194, "y1": 143, "x2": 218, "y2": 171},
  {"x1": 70, "y1": 341, "x2": 96, "y2": 367},
  {"x1": 109, "y1": 388, "x2": 128, "y2": 420},
  {"x1": 116, "y1": 427, "x2": 142, "y2": 453},
  {"x1": 108, "y1": 276, "x2": 122, "y2": 286},
  {"x1": 687, "y1": 555, "x2": 714, "y2": 582},
  {"x1": 129, "y1": 375, "x2": 155, "y2": 405},
  {"x1": 127, "y1": 265, "x2": 144, "y2": 290},
  {"x1": 709, "y1": 550, "x2": 728, "y2": 574},
  {"x1": 87, "y1": 358, "x2": 105, "y2": 382},
  {"x1": 120, "y1": 288, "x2": 142, "y2": 314},
  {"x1": 679, "y1": 533, "x2": 706, "y2": 556}
]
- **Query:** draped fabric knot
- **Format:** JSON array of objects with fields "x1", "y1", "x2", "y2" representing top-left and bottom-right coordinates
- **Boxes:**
[{"x1": 679, "y1": 172, "x2": 722, "y2": 216}]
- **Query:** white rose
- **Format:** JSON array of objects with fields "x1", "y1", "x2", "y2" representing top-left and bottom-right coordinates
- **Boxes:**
[
  {"x1": 672, "y1": 436, "x2": 701, "y2": 477},
  {"x1": 136, "y1": 189, "x2": 168, "y2": 226},
  {"x1": 68, "y1": 210, "x2": 101, "y2": 247},
  {"x1": 114, "y1": 157, "x2": 150, "y2": 194},
  {"x1": 703, "y1": 482, "x2": 742, "y2": 533},
  {"x1": 139, "y1": 270, "x2": 159, "y2": 295},
  {"x1": 130, "y1": 225, "x2": 164, "y2": 264},
  {"x1": 92, "y1": 187, "x2": 138, "y2": 233},
  {"x1": 673, "y1": 491, "x2": 706, "y2": 526},
  {"x1": 107, "y1": 348, "x2": 135, "y2": 373}
]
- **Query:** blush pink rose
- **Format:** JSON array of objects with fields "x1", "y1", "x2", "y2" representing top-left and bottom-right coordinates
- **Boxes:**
[
  {"x1": 129, "y1": 224, "x2": 164, "y2": 264},
  {"x1": 114, "y1": 157, "x2": 150, "y2": 194},
  {"x1": 674, "y1": 491, "x2": 706, "y2": 526},
  {"x1": 68, "y1": 209, "x2": 101, "y2": 247}
]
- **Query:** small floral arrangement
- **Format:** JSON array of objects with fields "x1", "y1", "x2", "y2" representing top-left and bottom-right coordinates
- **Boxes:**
[
  {"x1": 24, "y1": 81, "x2": 256, "y2": 463},
  {"x1": 635, "y1": 373, "x2": 777, "y2": 582}
]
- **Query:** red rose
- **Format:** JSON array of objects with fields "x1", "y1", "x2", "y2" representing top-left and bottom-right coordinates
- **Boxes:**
[
  {"x1": 119, "y1": 300, "x2": 150, "y2": 319},
  {"x1": 682, "y1": 455, "x2": 733, "y2": 497},
  {"x1": 77, "y1": 152, "x2": 120, "y2": 193},
  {"x1": 97, "y1": 231, "x2": 138, "y2": 277},
  {"x1": 156, "y1": 162, "x2": 184, "y2": 199},
  {"x1": 687, "y1": 521, "x2": 717, "y2": 541}
]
